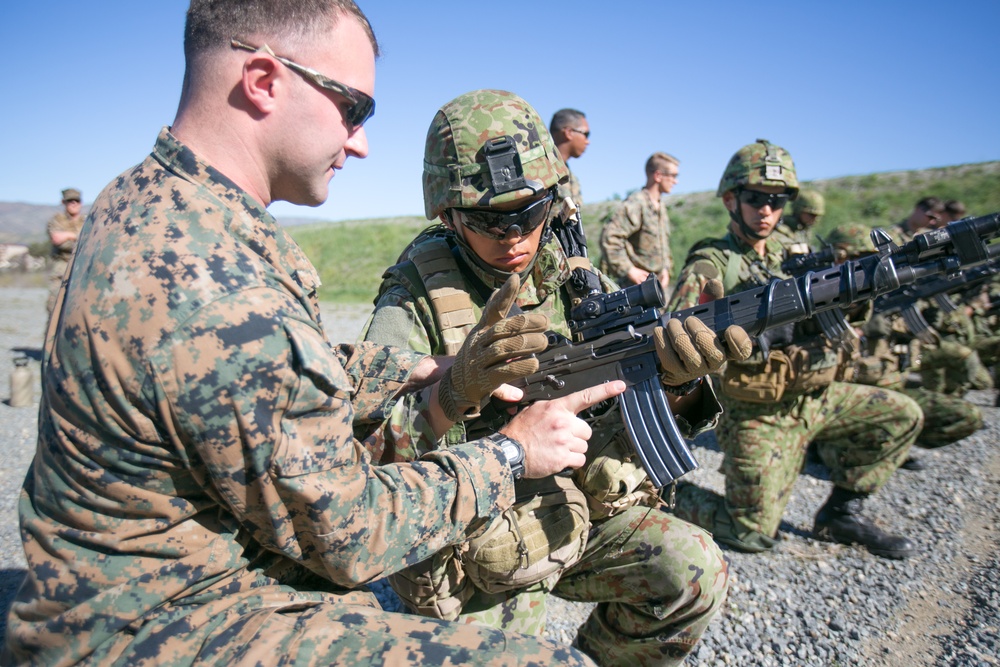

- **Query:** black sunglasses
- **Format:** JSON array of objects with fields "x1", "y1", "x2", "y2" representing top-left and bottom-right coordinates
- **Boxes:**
[
  {"x1": 231, "y1": 39, "x2": 376, "y2": 128},
  {"x1": 738, "y1": 189, "x2": 791, "y2": 209},
  {"x1": 569, "y1": 127, "x2": 590, "y2": 139},
  {"x1": 452, "y1": 191, "x2": 555, "y2": 240}
]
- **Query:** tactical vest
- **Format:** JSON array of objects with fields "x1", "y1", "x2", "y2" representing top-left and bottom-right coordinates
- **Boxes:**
[
  {"x1": 692, "y1": 236, "x2": 853, "y2": 403},
  {"x1": 385, "y1": 225, "x2": 659, "y2": 619}
]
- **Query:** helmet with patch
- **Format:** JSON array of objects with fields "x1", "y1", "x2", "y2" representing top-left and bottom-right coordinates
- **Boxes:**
[
  {"x1": 422, "y1": 89, "x2": 568, "y2": 220},
  {"x1": 793, "y1": 189, "x2": 825, "y2": 217},
  {"x1": 716, "y1": 138, "x2": 799, "y2": 198},
  {"x1": 826, "y1": 223, "x2": 875, "y2": 259}
]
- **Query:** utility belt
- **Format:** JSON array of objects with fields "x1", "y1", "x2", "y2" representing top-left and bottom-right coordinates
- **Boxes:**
[{"x1": 720, "y1": 337, "x2": 851, "y2": 403}]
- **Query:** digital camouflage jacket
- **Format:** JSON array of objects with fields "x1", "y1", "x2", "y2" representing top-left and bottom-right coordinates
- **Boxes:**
[{"x1": 6, "y1": 129, "x2": 518, "y2": 667}]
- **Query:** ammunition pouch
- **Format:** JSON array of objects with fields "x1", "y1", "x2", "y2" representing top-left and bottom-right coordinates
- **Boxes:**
[
  {"x1": 720, "y1": 337, "x2": 847, "y2": 403},
  {"x1": 389, "y1": 546, "x2": 473, "y2": 621},
  {"x1": 462, "y1": 475, "x2": 590, "y2": 594},
  {"x1": 574, "y1": 413, "x2": 659, "y2": 520}
]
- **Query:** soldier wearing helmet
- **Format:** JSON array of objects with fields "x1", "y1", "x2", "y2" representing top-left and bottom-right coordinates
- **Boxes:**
[
  {"x1": 823, "y1": 223, "x2": 986, "y2": 463},
  {"x1": 667, "y1": 139, "x2": 923, "y2": 561},
  {"x1": 362, "y1": 89, "x2": 753, "y2": 666},
  {"x1": 776, "y1": 188, "x2": 826, "y2": 253}
]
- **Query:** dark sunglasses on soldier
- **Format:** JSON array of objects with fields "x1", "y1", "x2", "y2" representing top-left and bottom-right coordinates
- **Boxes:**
[
  {"x1": 452, "y1": 190, "x2": 555, "y2": 240},
  {"x1": 230, "y1": 39, "x2": 376, "y2": 128},
  {"x1": 738, "y1": 189, "x2": 791, "y2": 209}
]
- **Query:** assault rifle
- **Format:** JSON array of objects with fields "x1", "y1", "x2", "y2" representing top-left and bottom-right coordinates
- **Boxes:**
[
  {"x1": 497, "y1": 213, "x2": 1000, "y2": 488},
  {"x1": 871, "y1": 254, "x2": 1000, "y2": 343},
  {"x1": 779, "y1": 244, "x2": 858, "y2": 353}
]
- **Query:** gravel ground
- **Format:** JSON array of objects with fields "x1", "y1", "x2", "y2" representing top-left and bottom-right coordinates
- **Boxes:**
[{"x1": 2, "y1": 286, "x2": 999, "y2": 666}]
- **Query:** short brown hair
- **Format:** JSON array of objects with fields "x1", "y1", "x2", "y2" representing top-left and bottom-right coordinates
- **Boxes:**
[
  {"x1": 645, "y1": 152, "x2": 679, "y2": 177},
  {"x1": 184, "y1": 0, "x2": 379, "y2": 62}
]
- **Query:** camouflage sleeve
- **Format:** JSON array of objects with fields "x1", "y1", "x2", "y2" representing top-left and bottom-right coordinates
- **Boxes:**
[
  {"x1": 358, "y1": 282, "x2": 444, "y2": 460},
  {"x1": 156, "y1": 288, "x2": 514, "y2": 585},
  {"x1": 599, "y1": 202, "x2": 642, "y2": 278},
  {"x1": 666, "y1": 258, "x2": 720, "y2": 311}
]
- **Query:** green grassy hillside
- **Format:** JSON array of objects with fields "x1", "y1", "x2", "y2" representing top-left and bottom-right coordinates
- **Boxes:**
[{"x1": 289, "y1": 161, "x2": 1000, "y2": 304}]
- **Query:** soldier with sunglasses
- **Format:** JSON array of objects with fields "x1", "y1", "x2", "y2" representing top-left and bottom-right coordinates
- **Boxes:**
[
  {"x1": 361, "y1": 89, "x2": 753, "y2": 667},
  {"x1": 666, "y1": 139, "x2": 924, "y2": 560}
]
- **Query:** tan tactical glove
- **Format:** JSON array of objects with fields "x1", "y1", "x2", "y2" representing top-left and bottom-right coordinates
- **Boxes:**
[
  {"x1": 654, "y1": 279, "x2": 753, "y2": 386},
  {"x1": 438, "y1": 274, "x2": 550, "y2": 422}
]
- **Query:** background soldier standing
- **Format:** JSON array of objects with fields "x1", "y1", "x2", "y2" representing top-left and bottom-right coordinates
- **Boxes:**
[
  {"x1": 362, "y1": 89, "x2": 752, "y2": 667},
  {"x1": 549, "y1": 108, "x2": 589, "y2": 205},
  {"x1": 45, "y1": 187, "x2": 84, "y2": 314},
  {"x1": 667, "y1": 139, "x2": 923, "y2": 560},
  {"x1": 599, "y1": 152, "x2": 679, "y2": 295}
]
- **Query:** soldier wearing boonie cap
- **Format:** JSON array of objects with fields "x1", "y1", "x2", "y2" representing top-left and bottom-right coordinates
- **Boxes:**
[{"x1": 45, "y1": 187, "x2": 85, "y2": 314}]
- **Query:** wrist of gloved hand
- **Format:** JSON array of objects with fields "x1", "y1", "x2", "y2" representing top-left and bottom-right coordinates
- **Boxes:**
[{"x1": 654, "y1": 317, "x2": 753, "y2": 386}]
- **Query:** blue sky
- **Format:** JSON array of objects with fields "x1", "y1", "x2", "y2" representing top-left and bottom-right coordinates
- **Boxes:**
[{"x1": 2, "y1": 1, "x2": 998, "y2": 223}]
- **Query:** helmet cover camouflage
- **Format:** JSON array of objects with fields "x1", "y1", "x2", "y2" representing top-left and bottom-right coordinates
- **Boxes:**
[
  {"x1": 422, "y1": 89, "x2": 569, "y2": 220},
  {"x1": 826, "y1": 222, "x2": 875, "y2": 259},
  {"x1": 793, "y1": 189, "x2": 825, "y2": 217},
  {"x1": 716, "y1": 138, "x2": 799, "y2": 198}
]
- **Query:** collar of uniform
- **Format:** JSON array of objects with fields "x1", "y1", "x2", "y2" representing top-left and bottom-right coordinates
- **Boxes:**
[{"x1": 151, "y1": 127, "x2": 321, "y2": 305}]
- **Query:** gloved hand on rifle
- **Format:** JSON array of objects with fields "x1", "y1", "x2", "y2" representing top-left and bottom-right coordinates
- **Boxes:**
[
  {"x1": 655, "y1": 279, "x2": 753, "y2": 386},
  {"x1": 438, "y1": 274, "x2": 550, "y2": 422}
]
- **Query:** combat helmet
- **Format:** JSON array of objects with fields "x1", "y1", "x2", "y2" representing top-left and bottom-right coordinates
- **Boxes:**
[
  {"x1": 422, "y1": 89, "x2": 568, "y2": 220},
  {"x1": 793, "y1": 189, "x2": 825, "y2": 217},
  {"x1": 825, "y1": 223, "x2": 875, "y2": 259},
  {"x1": 716, "y1": 139, "x2": 799, "y2": 198}
]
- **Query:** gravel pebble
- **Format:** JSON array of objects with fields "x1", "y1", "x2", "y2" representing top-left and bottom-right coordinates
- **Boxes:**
[{"x1": 2, "y1": 287, "x2": 999, "y2": 667}]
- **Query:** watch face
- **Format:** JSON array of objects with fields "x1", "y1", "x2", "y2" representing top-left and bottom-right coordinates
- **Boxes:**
[{"x1": 502, "y1": 442, "x2": 521, "y2": 462}]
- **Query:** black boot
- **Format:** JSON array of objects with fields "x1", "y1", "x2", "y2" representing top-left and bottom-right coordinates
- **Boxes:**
[
  {"x1": 900, "y1": 455, "x2": 927, "y2": 472},
  {"x1": 813, "y1": 488, "x2": 917, "y2": 559}
]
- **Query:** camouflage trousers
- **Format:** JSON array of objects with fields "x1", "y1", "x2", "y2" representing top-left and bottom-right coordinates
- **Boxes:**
[
  {"x1": 902, "y1": 386, "x2": 983, "y2": 448},
  {"x1": 673, "y1": 381, "x2": 921, "y2": 542},
  {"x1": 46, "y1": 257, "x2": 70, "y2": 314},
  {"x1": 453, "y1": 505, "x2": 729, "y2": 667},
  {"x1": 78, "y1": 586, "x2": 594, "y2": 667},
  {"x1": 920, "y1": 340, "x2": 993, "y2": 395}
]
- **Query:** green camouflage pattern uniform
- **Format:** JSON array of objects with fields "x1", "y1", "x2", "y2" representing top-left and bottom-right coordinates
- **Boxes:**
[
  {"x1": 598, "y1": 190, "x2": 673, "y2": 286},
  {"x1": 3, "y1": 128, "x2": 597, "y2": 667},
  {"x1": 820, "y1": 223, "x2": 985, "y2": 449},
  {"x1": 666, "y1": 229, "x2": 922, "y2": 547},
  {"x1": 45, "y1": 210, "x2": 85, "y2": 313},
  {"x1": 361, "y1": 228, "x2": 729, "y2": 667},
  {"x1": 884, "y1": 221, "x2": 994, "y2": 394}
]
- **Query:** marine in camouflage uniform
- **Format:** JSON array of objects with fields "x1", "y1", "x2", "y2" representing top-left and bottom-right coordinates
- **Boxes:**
[
  {"x1": 827, "y1": 223, "x2": 983, "y2": 449},
  {"x1": 549, "y1": 108, "x2": 589, "y2": 205},
  {"x1": 3, "y1": 5, "x2": 607, "y2": 667},
  {"x1": 45, "y1": 187, "x2": 85, "y2": 314},
  {"x1": 598, "y1": 153, "x2": 679, "y2": 293},
  {"x1": 362, "y1": 90, "x2": 742, "y2": 667},
  {"x1": 667, "y1": 140, "x2": 922, "y2": 560}
]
